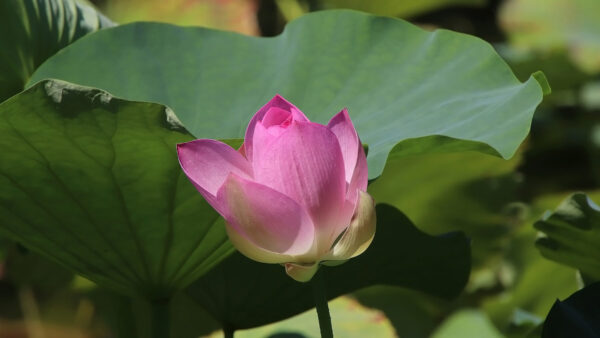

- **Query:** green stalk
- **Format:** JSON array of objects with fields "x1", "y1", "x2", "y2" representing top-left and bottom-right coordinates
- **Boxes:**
[{"x1": 312, "y1": 269, "x2": 334, "y2": 338}]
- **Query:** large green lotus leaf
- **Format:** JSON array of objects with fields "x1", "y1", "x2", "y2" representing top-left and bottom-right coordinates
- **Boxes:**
[
  {"x1": 534, "y1": 193, "x2": 600, "y2": 281},
  {"x1": 323, "y1": 0, "x2": 486, "y2": 18},
  {"x1": 186, "y1": 204, "x2": 470, "y2": 331},
  {"x1": 500, "y1": 0, "x2": 600, "y2": 74},
  {"x1": 28, "y1": 10, "x2": 547, "y2": 179},
  {"x1": 4, "y1": 244, "x2": 74, "y2": 294},
  {"x1": 0, "y1": 0, "x2": 114, "y2": 102},
  {"x1": 0, "y1": 80, "x2": 234, "y2": 299}
]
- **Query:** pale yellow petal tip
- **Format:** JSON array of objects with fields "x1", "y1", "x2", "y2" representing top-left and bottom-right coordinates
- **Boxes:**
[
  {"x1": 225, "y1": 222, "x2": 291, "y2": 264},
  {"x1": 285, "y1": 262, "x2": 320, "y2": 282},
  {"x1": 328, "y1": 191, "x2": 376, "y2": 261}
]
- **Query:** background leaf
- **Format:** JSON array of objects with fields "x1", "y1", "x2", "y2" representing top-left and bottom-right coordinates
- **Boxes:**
[
  {"x1": 431, "y1": 309, "x2": 503, "y2": 338},
  {"x1": 28, "y1": 10, "x2": 546, "y2": 178},
  {"x1": 0, "y1": 80, "x2": 234, "y2": 299},
  {"x1": 364, "y1": 154, "x2": 583, "y2": 337},
  {"x1": 500, "y1": 0, "x2": 600, "y2": 74},
  {"x1": 186, "y1": 204, "x2": 470, "y2": 331},
  {"x1": 534, "y1": 193, "x2": 600, "y2": 280},
  {"x1": 0, "y1": 0, "x2": 114, "y2": 102},
  {"x1": 323, "y1": 0, "x2": 487, "y2": 18},
  {"x1": 101, "y1": 0, "x2": 258, "y2": 35}
]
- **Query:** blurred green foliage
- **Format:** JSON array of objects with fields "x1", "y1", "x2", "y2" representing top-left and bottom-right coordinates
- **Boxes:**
[
  {"x1": 323, "y1": 0, "x2": 487, "y2": 18},
  {"x1": 500, "y1": 0, "x2": 600, "y2": 74},
  {"x1": 100, "y1": 0, "x2": 259, "y2": 34}
]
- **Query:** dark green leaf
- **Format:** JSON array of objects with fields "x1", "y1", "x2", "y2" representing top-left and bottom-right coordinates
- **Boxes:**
[
  {"x1": 28, "y1": 10, "x2": 547, "y2": 178},
  {"x1": 542, "y1": 282, "x2": 600, "y2": 338},
  {"x1": 4, "y1": 243, "x2": 74, "y2": 293},
  {"x1": 0, "y1": 80, "x2": 234, "y2": 299},
  {"x1": 0, "y1": 0, "x2": 114, "y2": 102},
  {"x1": 186, "y1": 204, "x2": 470, "y2": 330}
]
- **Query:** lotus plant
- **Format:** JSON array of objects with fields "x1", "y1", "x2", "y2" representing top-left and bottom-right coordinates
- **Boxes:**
[{"x1": 177, "y1": 95, "x2": 376, "y2": 282}]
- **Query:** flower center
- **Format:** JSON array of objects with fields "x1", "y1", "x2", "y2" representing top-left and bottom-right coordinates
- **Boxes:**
[{"x1": 280, "y1": 115, "x2": 293, "y2": 128}]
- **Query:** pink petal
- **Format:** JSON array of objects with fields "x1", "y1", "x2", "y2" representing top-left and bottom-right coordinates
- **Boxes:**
[
  {"x1": 327, "y1": 196, "x2": 359, "y2": 249},
  {"x1": 217, "y1": 174, "x2": 317, "y2": 263},
  {"x1": 327, "y1": 108, "x2": 360, "y2": 183},
  {"x1": 250, "y1": 121, "x2": 290, "y2": 168},
  {"x1": 324, "y1": 191, "x2": 376, "y2": 262},
  {"x1": 177, "y1": 139, "x2": 253, "y2": 213},
  {"x1": 238, "y1": 143, "x2": 246, "y2": 158},
  {"x1": 244, "y1": 95, "x2": 309, "y2": 161},
  {"x1": 347, "y1": 140, "x2": 368, "y2": 202},
  {"x1": 262, "y1": 107, "x2": 293, "y2": 128},
  {"x1": 253, "y1": 120, "x2": 347, "y2": 252}
]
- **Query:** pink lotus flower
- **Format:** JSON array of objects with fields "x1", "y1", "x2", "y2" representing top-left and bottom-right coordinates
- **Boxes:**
[{"x1": 177, "y1": 95, "x2": 376, "y2": 282}]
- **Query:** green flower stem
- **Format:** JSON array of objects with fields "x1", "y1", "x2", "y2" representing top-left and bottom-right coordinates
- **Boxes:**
[
  {"x1": 151, "y1": 299, "x2": 170, "y2": 338},
  {"x1": 312, "y1": 269, "x2": 334, "y2": 338}
]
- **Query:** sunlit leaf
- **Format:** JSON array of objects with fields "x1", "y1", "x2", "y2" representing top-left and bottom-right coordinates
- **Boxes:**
[{"x1": 28, "y1": 10, "x2": 547, "y2": 178}]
